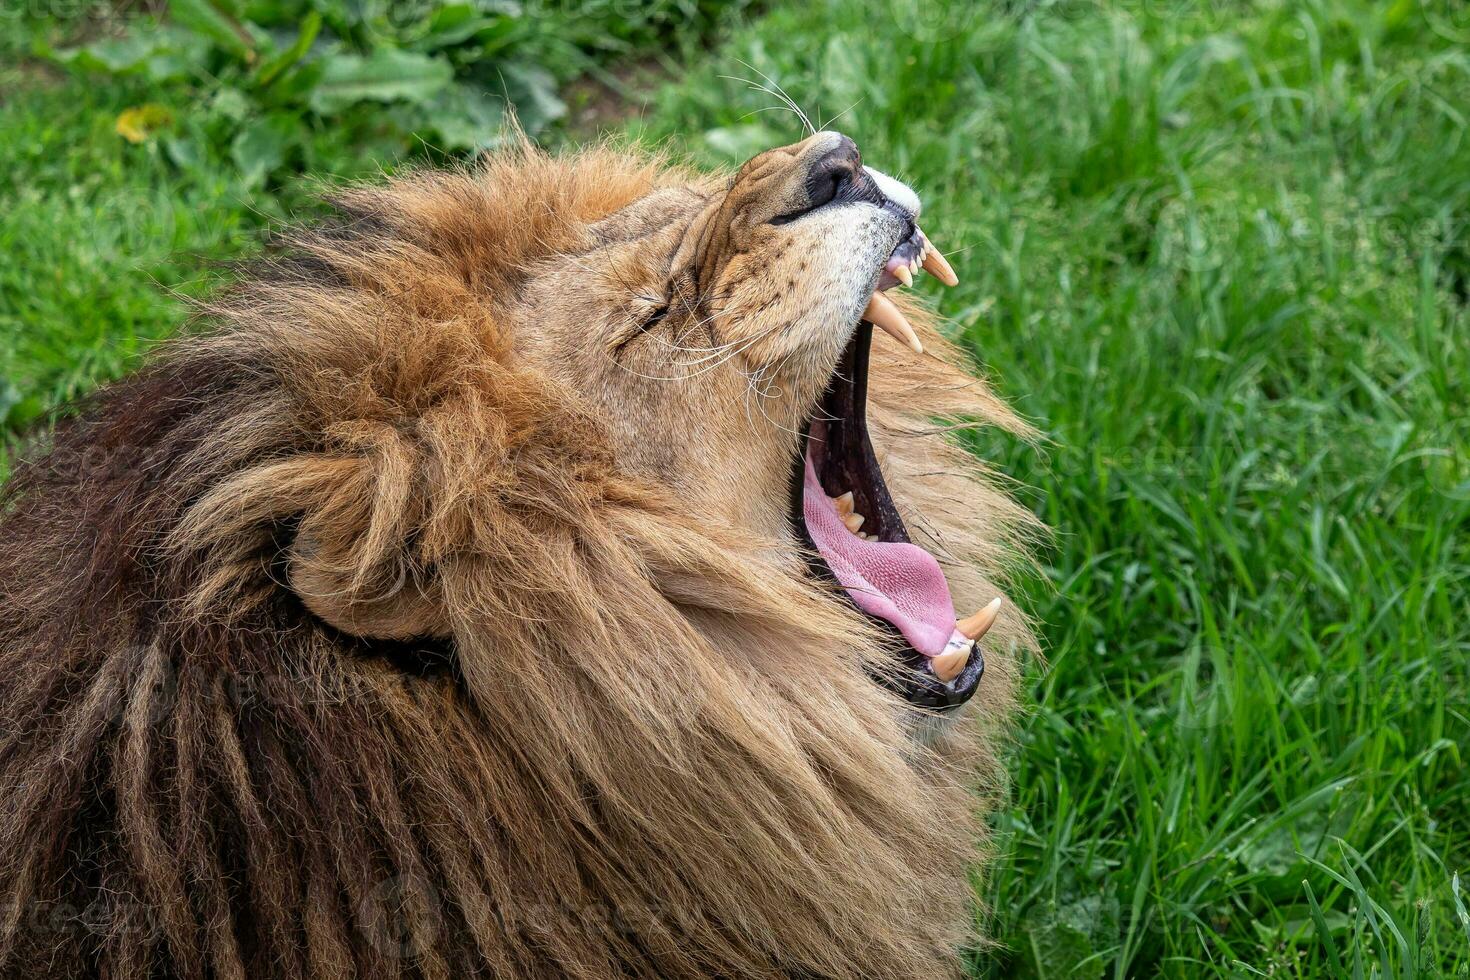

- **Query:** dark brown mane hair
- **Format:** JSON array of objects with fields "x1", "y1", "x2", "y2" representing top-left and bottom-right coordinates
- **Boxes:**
[{"x1": 0, "y1": 141, "x2": 1038, "y2": 979}]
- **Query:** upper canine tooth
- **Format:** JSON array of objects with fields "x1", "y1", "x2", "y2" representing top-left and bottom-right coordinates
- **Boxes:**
[
  {"x1": 894, "y1": 264, "x2": 913, "y2": 287},
  {"x1": 957, "y1": 596, "x2": 1003, "y2": 640},
  {"x1": 843, "y1": 512, "x2": 865, "y2": 533},
  {"x1": 833, "y1": 491, "x2": 854, "y2": 516},
  {"x1": 862, "y1": 291, "x2": 923, "y2": 354},
  {"x1": 916, "y1": 227, "x2": 959, "y2": 287}
]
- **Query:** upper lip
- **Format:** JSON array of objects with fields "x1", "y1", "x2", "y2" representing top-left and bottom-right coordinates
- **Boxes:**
[{"x1": 769, "y1": 163, "x2": 912, "y2": 228}]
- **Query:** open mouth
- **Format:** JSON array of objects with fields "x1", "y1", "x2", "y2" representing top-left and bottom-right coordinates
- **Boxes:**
[{"x1": 791, "y1": 230, "x2": 1000, "y2": 711}]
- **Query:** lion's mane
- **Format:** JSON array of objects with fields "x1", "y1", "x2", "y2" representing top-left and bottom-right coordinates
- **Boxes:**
[{"x1": 0, "y1": 143, "x2": 1038, "y2": 979}]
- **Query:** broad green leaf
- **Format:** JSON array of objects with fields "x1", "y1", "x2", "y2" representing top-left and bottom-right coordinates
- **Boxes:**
[
  {"x1": 496, "y1": 62, "x2": 565, "y2": 134},
  {"x1": 141, "y1": 49, "x2": 204, "y2": 83},
  {"x1": 209, "y1": 88, "x2": 252, "y2": 122},
  {"x1": 164, "y1": 135, "x2": 207, "y2": 173},
  {"x1": 264, "y1": 58, "x2": 325, "y2": 106},
  {"x1": 422, "y1": 83, "x2": 507, "y2": 151},
  {"x1": 252, "y1": 11, "x2": 321, "y2": 89},
  {"x1": 415, "y1": 1, "x2": 521, "y2": 48},
  {"x1": 51, "y1": 35, "x2": 165, "y2": 75},
  {"x1": 230, "y1": 114, "x2": 298, "y2": 186},
  {"x1": 308, "y1": 49, "x2": 454, "y2": 114},
  {"x1": 170, "y1": 0, "x2": 256, "y2": 62}
]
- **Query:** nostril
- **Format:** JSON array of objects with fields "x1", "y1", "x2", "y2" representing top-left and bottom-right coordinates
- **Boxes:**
[
  {"x1": 768, "y1": 137, "x2": 864, "y2": 225},
  {"x1": 807, "y1": 163, "x2": 850, "y2": 211}
]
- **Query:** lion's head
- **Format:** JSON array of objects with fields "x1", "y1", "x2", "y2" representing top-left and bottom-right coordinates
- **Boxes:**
[
  {"x1": 0, "y1": 133, "x2": 1039, "y2": 979},
  {"x1": 284, "y1": 131, "x2": 1035, "y2": 705}
]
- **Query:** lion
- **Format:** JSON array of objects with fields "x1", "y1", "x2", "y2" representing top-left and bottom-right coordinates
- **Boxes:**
[{"x1": 0, "y1": 131, "x2": 1040, "y2": 978}]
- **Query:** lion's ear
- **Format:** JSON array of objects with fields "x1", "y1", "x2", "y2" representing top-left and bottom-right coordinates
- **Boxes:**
[{"x1": 287, "y1": 526, "x2": 450, "y2": 641}]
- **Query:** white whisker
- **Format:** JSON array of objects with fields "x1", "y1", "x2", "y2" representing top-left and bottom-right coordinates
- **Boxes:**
[{"x1": 720, "y1": 63, "x2": 816, "y2": 136}]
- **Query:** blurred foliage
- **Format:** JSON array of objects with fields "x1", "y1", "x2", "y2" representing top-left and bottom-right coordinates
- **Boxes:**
[
  {"x1": 0, "y1": 0, "x2": 753, "y2": 436},
  {"x1": 39, "y1": 0, "x2": 753, "y2": 186}
]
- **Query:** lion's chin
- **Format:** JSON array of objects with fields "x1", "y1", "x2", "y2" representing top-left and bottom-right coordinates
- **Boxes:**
[{"x1": 793, "y1": 267, "x2": 998, "y2": 712}]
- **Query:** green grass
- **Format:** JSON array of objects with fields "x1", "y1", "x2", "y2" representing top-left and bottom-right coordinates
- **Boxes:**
[
  {"x1": 632, "y1": 1, "x2": 1470, "y2": 975},
  {"x1": 0, "y1": 15, "x2": 378, "y2": 441},
  {"x1": 4, "y1": 1, "x2": 1469, "y2": 976}
]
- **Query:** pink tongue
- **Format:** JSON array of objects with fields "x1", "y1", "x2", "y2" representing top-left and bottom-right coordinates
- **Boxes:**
[{"x1": 802, "y1": 455, "x2": 957, "y2": 657}]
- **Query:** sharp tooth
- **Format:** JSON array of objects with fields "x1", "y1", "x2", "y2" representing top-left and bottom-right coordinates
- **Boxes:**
[
  {"x1": 916, "y1": 227, "x2": 959, "y2": 287},
  {"x1": 843, "y1": 512, "x2": 865, "y2": 533},
  {"x1": 957, "y1": 597, "x2": 1003, "y2": 640},
  {"x1": 832, "y1": 491, "x2": 854, "y2": 516},
  {"x1": 931, "y1": 642, "x2": 972, "y2": 683},
  {"x1": 862, "y1": 291, "x2": 923, "y2": 354},
  {"x1": 894, "y1": 264, "x2": 913, "y2": 287}
]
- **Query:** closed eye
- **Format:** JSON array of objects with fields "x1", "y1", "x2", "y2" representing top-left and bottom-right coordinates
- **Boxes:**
[
  {"x1": 613, "y1": 302, "x2": 669, "y2": 355},
  {"x1": 641, "y1": 305, "x2": 668, "y2": 330}
]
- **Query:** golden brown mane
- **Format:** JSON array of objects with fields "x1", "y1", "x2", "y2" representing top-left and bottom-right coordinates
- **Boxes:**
[{"x1": 0, "y1": 141, "x2": 1038, "y2": 978}]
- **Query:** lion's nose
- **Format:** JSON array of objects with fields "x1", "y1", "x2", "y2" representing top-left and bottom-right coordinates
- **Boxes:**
[
  {"x1": 770, "y1": 133, "x2": 865, "y2": 225},
  {"x1": 804, "y1": 134, "x2": 862, "y2": 206}
]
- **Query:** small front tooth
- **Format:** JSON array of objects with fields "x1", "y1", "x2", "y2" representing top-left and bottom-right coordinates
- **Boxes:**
[
  {"x1": 843, "y1": 512, "x2": 865, "y2": 533},
  {"x1": 833, "y1": 491, "x2": 854, "y2": 516},
  {"x1": 894, "y1": 264, "x2": 913, "y2": 287}
]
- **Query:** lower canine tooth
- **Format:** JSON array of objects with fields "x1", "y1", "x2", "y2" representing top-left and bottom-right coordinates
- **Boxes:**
[
  {"x1": 932, "y1": 643, "x2": 972, "y2": 683},
  {"x1": 862, "y1": 291, "x2": 923, "y2": 354},
  {"x1": 894, "y1": 264, "x2": 913, "y2": 287},
  {"x1": 833, "y1": 491, "x2": 854, "y2": 516}
]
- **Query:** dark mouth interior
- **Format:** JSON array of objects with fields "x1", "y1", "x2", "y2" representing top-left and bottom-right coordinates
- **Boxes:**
[
  {"x1": 803, "y1": 322, "x2": 911, "y2": 547},
  {"x1": 789, "y1": 323, "x2": 984, "y2": 710}
]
